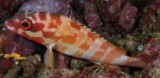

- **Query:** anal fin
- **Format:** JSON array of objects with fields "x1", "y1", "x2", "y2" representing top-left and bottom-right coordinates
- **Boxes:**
[{"x1": 44, "y1": 42, "x2": 56, "y2": 68}]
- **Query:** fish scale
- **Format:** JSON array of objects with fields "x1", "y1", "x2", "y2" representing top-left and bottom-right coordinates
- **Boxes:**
[{"x1": 5, "y1": 12, "x2": 146, "y2": 68}]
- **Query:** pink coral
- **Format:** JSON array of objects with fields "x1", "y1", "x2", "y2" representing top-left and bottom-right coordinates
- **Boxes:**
[
  {"x1": 142, "y1": 51, "x2": 160, "y2": 78},
  {"x1": 141, "y1": 44, "x2": 160, "y2": 63},
  {"x1": 0, "y1": 34, "x2": 16, "y2": 71},
  {"x1": 139, "y1": 0, "x2": 160, "y2": 31},
  {"x1": 79, "y1": 65, "x2": 131, "y2": 78},
  {"x1": 0, "y1": 0, "x2": 26, "y2": 23},
  {"x1": 18, "y1": 0, "x2": 75, "y2": 18},
  {"x1": 84, "y1": 2, "x2": 101, "y2": 28},
  {"x1": 0, "y1": 29, "x2": 36, "y2": 71},
  {"x1": 118, "y1": 3, "x2": 138, "y2": 32},
  {"x1": 98, "y1": 0, "x2": 126, "y2": 21}
]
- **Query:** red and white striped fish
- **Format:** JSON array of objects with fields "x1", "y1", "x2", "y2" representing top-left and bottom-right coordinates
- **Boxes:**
[{"x1": 5, "y1": 12, "x2": 146, "y2": 68}]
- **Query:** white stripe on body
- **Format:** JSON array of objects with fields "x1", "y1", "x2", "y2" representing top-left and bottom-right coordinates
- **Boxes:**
[
  {"x1": 61, "y1": 30, "x2": 88, "y2": 55},
  {"x1": 99, "y1": 47, "x2": 115, "y2": 63},
  {"x1": 111, "y1": 55, "x2": 128, "y2": 64},
  {"x1": 81, "y1": 39, "x2": 103, "y2": 60}
]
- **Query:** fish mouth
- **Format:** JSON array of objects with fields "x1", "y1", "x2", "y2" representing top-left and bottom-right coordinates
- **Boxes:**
[{"x1": 4, "y1": 20, "x2": 15, "y2": 31}]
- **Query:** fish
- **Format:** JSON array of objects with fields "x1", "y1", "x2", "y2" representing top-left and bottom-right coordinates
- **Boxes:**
[{"x1": 4, "y1": 12, "x2": 146, "y2": 68}]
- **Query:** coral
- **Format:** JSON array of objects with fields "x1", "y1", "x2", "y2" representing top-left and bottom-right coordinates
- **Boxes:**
[
  {"x1": 18, "y1": 0, "x2": 77, "y2": 19},
  {"x1": 0, "y1": 73, "x2": 3, "y2": 78},
  {"x1": 3, "y1": 54, "x2": 49, "y2": 78},
  {"x1": 54, "y1": 53, "x2": 69, "y2": 69},
  {"x1": 4, "y1": 65, "x2": 21, "y2": 78},
  {"x1": 116, "y1": 35, "x2": 139, "y2": 52},
  {"x1": 69, "y1": 58, "x2": 92, "y2": 70},
  {"x1": 96, "y1": 0, "x2": 130, "y2": 40},
  {"x1": 141, "y1": 43, "x2": 160, "y2": 62},
  {"x1": 54, "y1": 68, "x2": 79, "y2": 78},
  {"x1": 0, "y1": 29, "x2": 36, "y2": 72},
  {"x1": 138, "y1": 0, "x2": 160, "y2": 33},
  {"x1": 19, "y1": 0, "x2": 65, "y2": 13},
  {"x1": 14, "y1": 38, "x2": 36, "y2": 56},
  {"x1": 0, "y1": 34, "x2": 15, "y2": 71},
  {"x1": 0, "y1": 0, "x2": 27, "y2": 23},
  {"x1": 37, "y1": 68, "x2": 54, "y2": 78},
  {"x1": 118, "y1": 3, "x2": 138, "y2": 32},
  {"x1": 142, "y1": 51, "x2": 160, "y2": 78},
  {"x1": 83, "y1": 2, "x2": 101, "y2": 28},
  {"x1": 79, "y1": 65, "x2": 131, "y2": 78},
  {"x1": 20, "y1": 54, "x2": 42, "y2": 78},
  {"x1": 0, "y1": 59, "x2": 14, "y2": 72},
  {"x1": 98, "y1": 0, "x2": 127, "y2": 20}
]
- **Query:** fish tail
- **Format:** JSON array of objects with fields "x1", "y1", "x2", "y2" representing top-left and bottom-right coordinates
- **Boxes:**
[
  {"x1": 111, "y1": 55, "x2": 146, "y2": 67},
  {"x1": 98, "y1": 46, "x2": 146, "y2": 67}
]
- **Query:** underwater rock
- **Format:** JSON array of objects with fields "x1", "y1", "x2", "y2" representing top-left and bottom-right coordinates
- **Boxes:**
[
  {"x1": 118, "y1": 3, "x2": 138, "y2": 32},
  {"x1": 139, "y1": 36, "x2": 160, "y2": 63},
  {"x1": 4, "y1": 65, "x2": 21, "y2": 78},
  {"x1": 14, "y1": 38, "x2": 36, "y2": 56},
  {"x1": 79, "y1": 65, "x2": 131, "y2": 78},
  {"x1": 0, "y1": 59, "x2": 14, "y2": 72},
  {"x1": 98, "y1": 0, "x2": 127, "y2": 21},
  {"x1": 0, "y1": 29, "x2": 36, "y2": 72},
  {"x1": 142, "y1": 51, "x2": 160, "y2": 78},
  {"x1": 84, "y1": 2, "x2": 101, "y2": 28},
  {"x1": 0, "y1": 0, "x2": 26, "y2": 23},
  {"x1": 18, "y1": 0, "x2": 76, "y2": 19},
  {"x1": 139, "y1": 0, "x2": 160, "y2": 32},
  {"x1": 69, "y1": 58, "x2": 93, "y2": 70},
  {"x1": 97, "y1": 0, "x2": 129, "y2": 38},
  {"x1": 141, "y1": 44, "x2": 160, "y2": 61},
  {"x1": 20, "y1": 54, "x2": 42, "y2": 78},
  {"x1": 3, "y1": 29, "x2": 36, "y2": 56},
  {"x1": 54, "y1": 68, "x2": 79, "y2": 78},
  {"x1": 19, "y1": 0, "x2": 61, "y2": 13},
  {"x1": 0, "y1": 34, "x2": 16, "y2": 71},
  {"x1": 54, "y1": 52, "x2": 70, "y2": 76}
]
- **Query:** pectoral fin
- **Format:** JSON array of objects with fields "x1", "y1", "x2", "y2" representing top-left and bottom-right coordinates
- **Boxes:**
[{"x1": 44, "y1": 42, "x2": 56, "y2": 68}]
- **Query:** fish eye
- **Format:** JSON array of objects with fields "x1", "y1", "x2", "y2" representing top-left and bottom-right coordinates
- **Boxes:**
[{"x1": 19, "y1": 18, "x2": 33, "y2": 30}]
